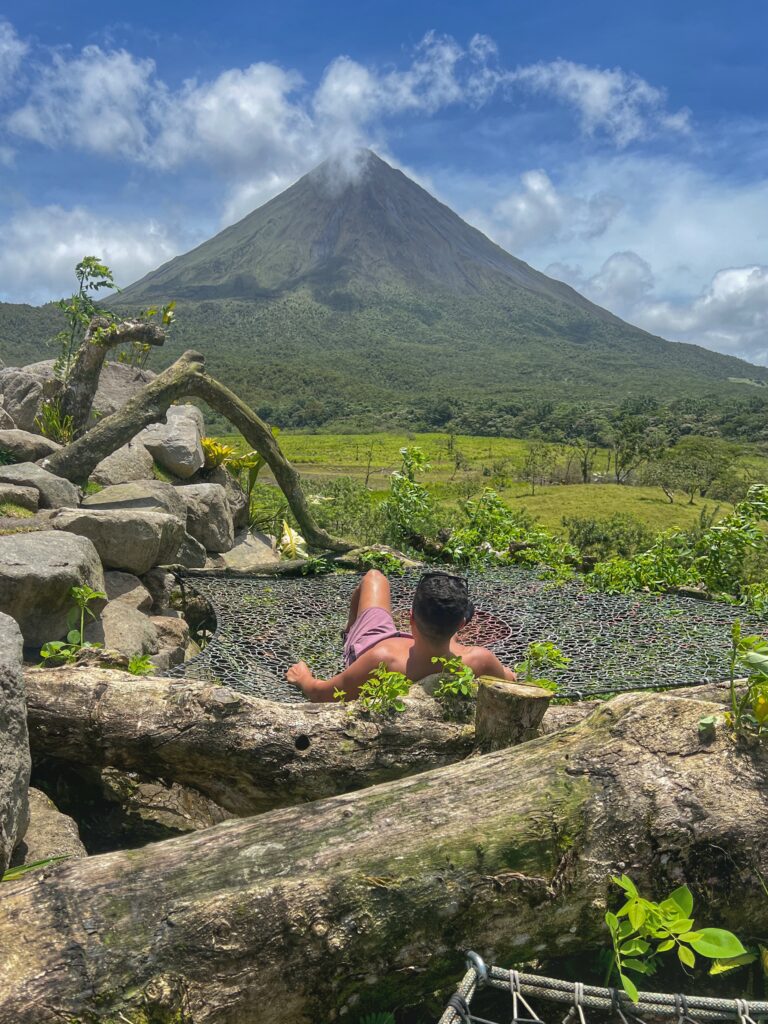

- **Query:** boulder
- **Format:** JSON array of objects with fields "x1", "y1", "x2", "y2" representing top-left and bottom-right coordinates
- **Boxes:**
[
  {"x1": 22, "y1": 360, "x2": 155, "y2": 423},
  {"x1": 0, "y1": 614, "x2": 30, "y2": 871},
  {"x1": 102, "y1": 571, "x2": 153, "y2": 613},
  {"x1": 50, "y1": 508, "x2": 184, "y2": 576},
  {"x1": 82, "y1": 479, "x2": 186, "y2": 522},
  {"x1": 83, "y1": 571, "x2": 157, "y2": 658},
  {"x1": 0, "y1": 463, "x2": 80, "y2": 509},
  {"x1": 199, "y1": 466, "x2": 249, "y2": 531},
  {"x1": 85, "y1": 601, "x2": 159, "y2": 658},
  {"x1": 0, "y1": 429, "x2": 61, "y2": 463},
  {"x1": 0, "y1": 367, "x2": 47, "y2": 432},
  {"x1": 10, "y1": 788, "x2": 86, "y2": 867},
  {"x1": 150, "y1": 615, "x2": 189, "y2": 669},
  {"x1": 204, "y1": 530, "x2": 279, "y2": 571},
  {"x1": 0, "y1": 532, "x2": 105, "y2": 646},
  {"x1": 138, "y1": 405, "x2": 205, "y2": 480},
  {"x1": 175, "y1": 482, "x2": 234, "y2": 553},
  {"x1": 140, "y1": 569, "x2": 177, "y2": 615},
  {"x1": 0, "y1": 484, "x2": 38, "y2": 513},
  {"x1": 90, "y1": 439, "x2": 154, "y2": 487},
  {"x1": 176, "y1": 533, "x2": 207, "y2": 569},
  {"x1": 0, "y1": 398, "x2": 15, "y2": 430}
]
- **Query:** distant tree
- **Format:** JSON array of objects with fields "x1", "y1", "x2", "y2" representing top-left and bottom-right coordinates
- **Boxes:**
[
  {"x1": 520, "y1": 441, "x2": 557, "y2": 496},
  {"x1": 643, "y1": 436, "x2": 739, "y2": 504},
  {"x1": 561, "y1": 406, "x2": 610, "y2": 483},
  {"x1": 609, "y1": 413, "x2": 668, "y2": 484}
]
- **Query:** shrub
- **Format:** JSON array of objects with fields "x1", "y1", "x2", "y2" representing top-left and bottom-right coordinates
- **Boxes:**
[{"x1": 564, "y1": 512, "x2": 654, "y2": 560}]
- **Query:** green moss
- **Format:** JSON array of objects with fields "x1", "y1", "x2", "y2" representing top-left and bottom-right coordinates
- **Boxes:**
[
  {"x1": 0, "y1": 501, "x2": 34, "y2": 518},
  {"x1": 83, "y1": 481, "x2": 103, "y2": 495}
]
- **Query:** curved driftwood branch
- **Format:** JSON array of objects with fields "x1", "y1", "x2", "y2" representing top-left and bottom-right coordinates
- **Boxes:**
[
  {"x1": 59, "y1": 316, "x2": 167, "y2": 436},
  {"x1": 42, "y1": 349, "x2": 352, "y2": 551},
  {"x1": 24, "y1": 667, "x2": 473, "y2": 815},
  {"x1": 2, "y1": 692, "x2": 766, "y2": 1023}
]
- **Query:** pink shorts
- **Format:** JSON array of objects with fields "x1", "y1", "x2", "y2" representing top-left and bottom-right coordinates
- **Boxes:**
[{"x1": 343, "y1": 608, "x2": 412, "y2": 667}]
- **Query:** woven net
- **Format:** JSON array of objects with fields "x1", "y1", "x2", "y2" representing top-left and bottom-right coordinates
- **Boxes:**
[{"x1": 164, "y1": 567, "x2": 767, "y2": 703}]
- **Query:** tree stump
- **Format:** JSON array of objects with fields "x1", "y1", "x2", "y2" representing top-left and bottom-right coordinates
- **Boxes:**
[{"x1": 474, "y1": 676, "x2": 552, "y2": 751}]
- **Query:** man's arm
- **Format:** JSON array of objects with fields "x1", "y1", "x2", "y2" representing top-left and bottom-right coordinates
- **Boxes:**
[
  {"x1": 286, "y1": 648, "x2": 390, "y2": 703},
  {"x1": 474, "y1": 649, "x2": 517, "y2": 682}
]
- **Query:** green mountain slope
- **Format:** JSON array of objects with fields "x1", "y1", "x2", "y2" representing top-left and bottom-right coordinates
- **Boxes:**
[{"x1": 2, "y1": 150, "x2": 767, "y2": 429}]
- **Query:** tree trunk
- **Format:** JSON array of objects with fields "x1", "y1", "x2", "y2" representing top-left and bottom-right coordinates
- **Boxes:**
[
  {"x1": 2, "y1": 691, "x2": 766, "y2": 1024},
  {"x1": 24, "y1": 667, "x2": 474, "y2": 815},
  {"x1": 474, "y1": 677, "x2": 551, "y2": 752},
  {"x1": 41, "y1": 349, "x2": 353, "y2": 552},
  {"x1": 59, "y1": 316, "x2": 167, "y2": 437}
]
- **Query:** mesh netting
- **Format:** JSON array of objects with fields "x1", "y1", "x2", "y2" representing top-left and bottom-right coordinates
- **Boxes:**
[{"x1": 164, "y1": 567, "x2": 767, "y2": 703}]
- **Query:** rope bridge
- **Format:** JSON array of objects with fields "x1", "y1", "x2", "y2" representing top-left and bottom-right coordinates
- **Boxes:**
[
  {"x1": 164, "y1": 567, "x2": 767, "y2": 702},
  {"x1": 438, "y1": 953, "x2": 768, "y2": 1024}
]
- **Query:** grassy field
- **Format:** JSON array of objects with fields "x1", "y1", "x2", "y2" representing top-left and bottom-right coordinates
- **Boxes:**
[{"x1": 218, "y1": 430, "x2": 757, "y2": 534}]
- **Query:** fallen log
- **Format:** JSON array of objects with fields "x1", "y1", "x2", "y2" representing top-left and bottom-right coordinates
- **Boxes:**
[
  {"x1": 24, "y1": 667, "x2": 474, "y2": 815},
  {"x1": 2, "y1": 691, "x2": 767, "y2": 1023},
  {"x1": 42, "y1": 349, "x2": 352, "y2": 552}
]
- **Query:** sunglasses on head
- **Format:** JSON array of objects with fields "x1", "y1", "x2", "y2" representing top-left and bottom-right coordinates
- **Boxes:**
[{"x1": 417, "y1": 571, "x2": 475, "y2": 626}]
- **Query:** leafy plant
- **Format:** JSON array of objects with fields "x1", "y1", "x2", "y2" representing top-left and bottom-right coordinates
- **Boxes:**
[
  {"x1": 356, "y1": 663, "x2": 411, "y2": 714},
  {"x1": 605, "y1": 875, "x2": 750, "y2": 1001},
  {"x1": 359, "y1": 549, "x2": 406, "y2": 576},
  {"x1": 39, "y1": 584, "x2": 106, "y2": 665},
  {"x1": 201, "y1": 437, "x2": 237, "y2": 469},
  {"x1": 1, "y1": 856, "x2": 69, "y2": 882},
  {"x1": 280, "y1": 520, "x2": 308, "y2": 559},
  {"x1": 127, "y1": 653, "x2": 154, "y2": 676},
  {"x1": 431, "y1": 655, "x2": 477, "y2": 699},
  {"x1": 301, "y1": 554, "x2": 335, "y2": 575},
  {"x1": 34, "y1": 397, "x2": 75, "y2": 444},
  {"x1": 54, "y1": 256, "x2": 117, "y2": 381},
  {"x1": 726, "y1": 621, "x2": 768, "y2": 742},
  {"x1": 515, "y1": 640, "x2": 569, "y2": 691},
  {"x1": 380, "y1": 446, "x2": 437, "y2": 548}
]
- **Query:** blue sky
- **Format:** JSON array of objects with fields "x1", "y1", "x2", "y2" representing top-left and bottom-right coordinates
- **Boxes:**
[{"x1": 1, "y1": 0, "x2": 767, "y2": 363}]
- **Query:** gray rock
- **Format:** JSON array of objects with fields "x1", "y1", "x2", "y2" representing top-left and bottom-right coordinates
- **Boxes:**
[
  {"x1": 0, "y1": 398, "x2": 15, "y2": 430},
  {"x1": 10, "y1": 788, "x2": 86, "y2": 866},
  {"x1": 0, "y1": 462, "x2": 80, "y2": 508},
  {"x1": 176, "y1": 532, "x2": 207, "y2": 568},
  {"x1": 90, "y1": 439, "x2": 154, "y2": 486},
  {"x1": 50, "y1": 508, "x2": 184, "y2": 576},
  {"x1": 138, "y1": 405, "x2": 205, "y2": 479},
  {"x1": 197, "y1": 466, "x2": 249, "y2": 531},
  {"x1": 150, "y1": 615, "x2": 189, "y2": 668},
  {"x1": 82, "y1": 479, "x2": 186, "y2": 522},
  {"x1": 204, "y1": 530, "x2": 279, "y2": 571},
  {"x1": 0, "y1": 367, "x2": 47, "y2": 432},
  {"x1": 0, "y1": 532, "x2": 105, "y2": 646},
  {"x1": 0, "y1": 613, "x2": 30, "y2": 871},
  {"x1": 0, "y1": 484, "x2": 38, "y2": 512},
  {"x1": 0, "y1": 429, "x2": 61, "y2": 463},
  {"x1": 140, "y1": 569, "x2": 177, "y2": 614},
  {"x1": 175, "y1": 482, "x2": 234, "y2": 552},
  {"x1": 85, "y1": 600, "x2": 159, "y2": 657},
  {"x1": 22, "y1": 360, "x2": 155, "y2": 423},
  {"x1": 103, "y1": 571, "x2": 153, "y2": 612}
]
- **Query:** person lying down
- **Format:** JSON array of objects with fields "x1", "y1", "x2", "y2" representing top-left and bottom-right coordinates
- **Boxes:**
[{"x1": 286, "y1": 569, "x2": 516, "y2": 703}]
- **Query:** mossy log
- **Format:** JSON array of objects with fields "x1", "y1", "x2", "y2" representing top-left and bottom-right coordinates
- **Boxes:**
[
  {"x1": 2, "y1": 692, "x2": 768, "y2": 1023},
  {"x1": 474, "y1": 677, "x2": 551, "y2": 751},
  {"x1": 60, "y1": 316, "x2": 167, "y2": 437},
  {"x1": 42, "y1": 349, "x2": 352, "y2": 552},
  {"x1": 24, "y1": 667, "x2": 474, "y2": 815}
]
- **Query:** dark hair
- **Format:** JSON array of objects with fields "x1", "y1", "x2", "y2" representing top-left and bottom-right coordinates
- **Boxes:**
[{"x1": 412, "y1": 573, "x2": 471, "y2": 640}]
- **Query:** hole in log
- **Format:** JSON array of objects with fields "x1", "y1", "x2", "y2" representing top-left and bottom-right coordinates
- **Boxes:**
[{"x1": 294, "y1": 734, "x2": 311, "y2": 751}]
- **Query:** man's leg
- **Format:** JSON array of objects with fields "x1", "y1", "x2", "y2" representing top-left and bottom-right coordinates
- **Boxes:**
[{"x1": 346, "y1": 569, "x2": 391, "y2": 630}]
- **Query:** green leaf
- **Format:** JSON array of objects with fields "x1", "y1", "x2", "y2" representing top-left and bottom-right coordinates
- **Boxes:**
[
  {"x1": 657, "y1": 939, "x2": 675, "y2": 952},
  {"x1": 668, "y1": 885, "x2": 694, "y2": 917},
  {"x1": 617, "y1": 919, "x2": 634, "y2": 938},
  {"x1": 709, "y1": 953, "x2": 757, "y2": 975},
  {"x1": 628, "y1": 901, "x2": 647, "y2": 930},
  {"x1": 620, "y1": 939, "x2": 650, "y2": 955},
  {"x1": 622, "y1": 959, "x2": 651, "y2": 975},
  {"x1": 67, "y1": 629, "x2": 81, "y2": 645},
  {"x1": 687, "y1": 929, "x2": 748, "y2": 959},
  {"x1": 613, "y1": 875, "x2": 638, "y2": 897},
  {"x1": 619, "y1": 973, "x2": 639, "y2": 1003},
  {"x1": 667, "y1": 918, "x2": 695, "y2": 934},
  {"x1": 678, "y1": 945, "x2": 696, "y2": 968}
]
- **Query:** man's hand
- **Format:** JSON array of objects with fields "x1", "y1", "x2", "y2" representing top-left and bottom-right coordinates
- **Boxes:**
[{"x1": 286, "y1": 661, "x2": 315, "y2": 691}]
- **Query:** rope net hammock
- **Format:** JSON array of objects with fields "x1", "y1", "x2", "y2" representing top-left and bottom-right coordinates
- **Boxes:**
[
  {"x1": 438, "y1": 953, "x2": 768, "y2": 1024},
  {"x1": 165, "y1": 567, "x2": 767, "y2": 703}
]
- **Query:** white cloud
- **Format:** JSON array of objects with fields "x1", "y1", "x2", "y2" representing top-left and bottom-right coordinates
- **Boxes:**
[
  {"x1": 7, "y1": 45, "x2": 156, "y2": 158},
  {"x1": 0, "y1": 21, "x2": 26, "y2": 97},
  {"x1": 0, "y1": 205, "x2": 185, "y2": 304},
  {"x1": 509, "y1": 59, "x2": 691, "y2": 146}
]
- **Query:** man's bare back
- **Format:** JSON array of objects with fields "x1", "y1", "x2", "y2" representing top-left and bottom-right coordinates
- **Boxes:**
[{"x1": 287, "y1": 569, "x2": 515, "y2": 703}]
